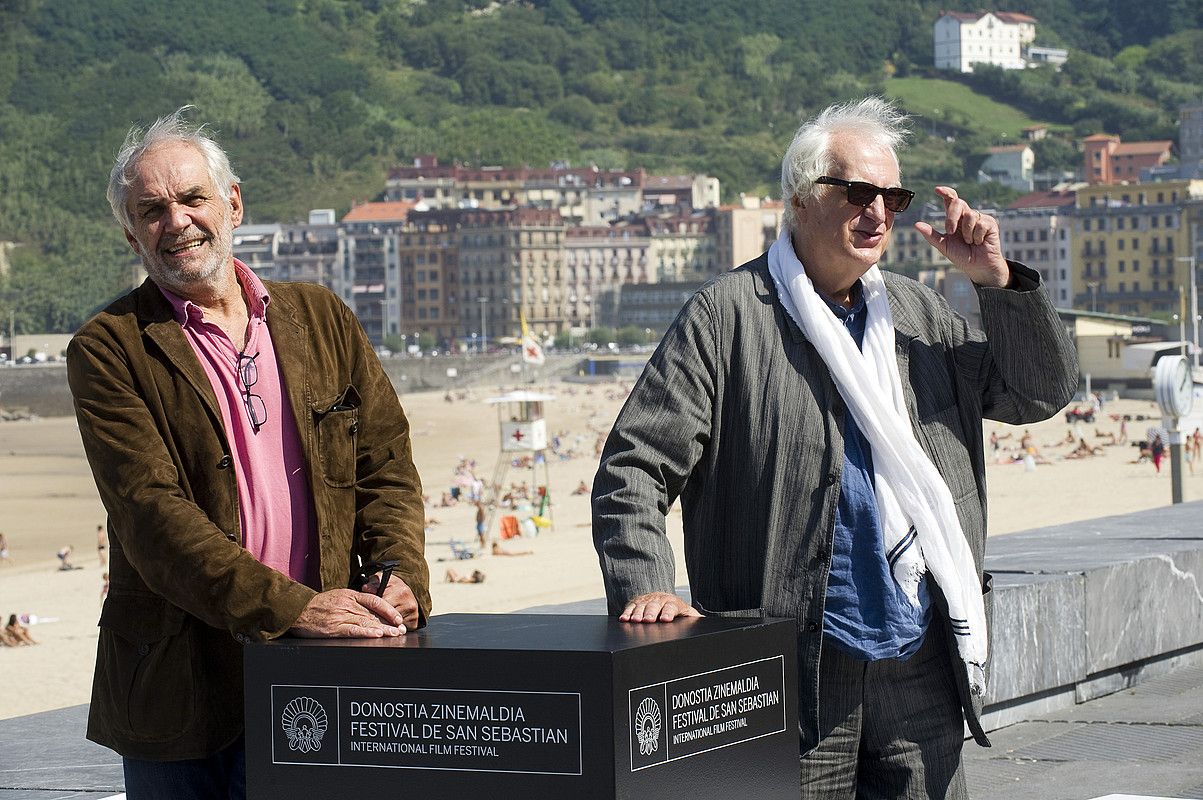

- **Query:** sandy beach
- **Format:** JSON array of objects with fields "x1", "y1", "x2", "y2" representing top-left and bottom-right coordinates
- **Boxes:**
[{"x1": 0, "y1": 383, "x2": 1198, "y2": 721}]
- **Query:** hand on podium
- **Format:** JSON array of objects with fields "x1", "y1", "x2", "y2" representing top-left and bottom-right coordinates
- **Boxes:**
[
  {"x1": 619, "y1": 592, "x2": 703, "y2": 623},
  {"x1": 289, "y1": 588, "x2": 408, "y2": 638},
  {"x1": 376, "y1": 575, "x2": 421, "y2": 632}
]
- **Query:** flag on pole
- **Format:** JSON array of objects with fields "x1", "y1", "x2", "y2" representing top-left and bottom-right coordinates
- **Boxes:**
[{"x1": 520, "y1": 310, "x2": 545, "y2": 365}]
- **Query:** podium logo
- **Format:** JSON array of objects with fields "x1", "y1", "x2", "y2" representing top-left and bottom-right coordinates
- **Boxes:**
[
  {"x1": 281, "y1": 696, "x2": 329, "y2": 753},
  {"x1": 634, "y1": 697, "x2": 662, "y2": 755}
]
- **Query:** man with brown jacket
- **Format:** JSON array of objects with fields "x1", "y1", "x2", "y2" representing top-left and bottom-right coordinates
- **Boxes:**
[{"x1": 68, "y1": 108, "x2": 430, "y2": 798}]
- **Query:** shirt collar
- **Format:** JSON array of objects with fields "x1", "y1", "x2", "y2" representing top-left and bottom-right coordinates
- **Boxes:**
[
  {"x1": 821, "y1": 279, "x2": 866, "y2": 321},
  {"x1": 158, "y1": 259, "x2": 271, "y2": 325}
]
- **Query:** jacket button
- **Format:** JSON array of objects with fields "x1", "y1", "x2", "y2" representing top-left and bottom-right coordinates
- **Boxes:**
[
  {"x1": 226, "y1": 533, "x2": 238, "y2": 542},
  {"x1": 138, "y1": 643, "x2": 150, "y2": 656},
  {"x1": 349, "y1": 422, "x2": 359, "y2": 436},
  {"x1": 825, "y1": 473, "x2": 838, "y2": 486},
  {"x1": 806, "y1": 621, "x2": 820, "y2": 633},
  {"x1": 217, "y1": 455, "x2": 232, "y2": 469}
]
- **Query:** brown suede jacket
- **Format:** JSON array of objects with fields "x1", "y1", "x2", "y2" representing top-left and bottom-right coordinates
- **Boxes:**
[{"x1": 67, "y1": 277, "x2": 430, "y2": 760}]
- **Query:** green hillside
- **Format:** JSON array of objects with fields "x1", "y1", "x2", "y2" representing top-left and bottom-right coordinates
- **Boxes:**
[
  {"x1": 885, "y1": 77, "x2": 1054, "y2": 140},
  {"x1": 1, "y1": 0, "x2": 1201, "y2": 333}
]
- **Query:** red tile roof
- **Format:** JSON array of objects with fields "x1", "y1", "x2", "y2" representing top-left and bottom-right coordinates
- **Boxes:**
[
  {"x1": 995, "y1": 11, "x2": 1037, "y2": 24},
  {"x1": 341, "y1": 200, "x2": 416, "y2": 223},
  {"x1": 1113, "y1": 141, "x2": 1173, "y2": 156}
]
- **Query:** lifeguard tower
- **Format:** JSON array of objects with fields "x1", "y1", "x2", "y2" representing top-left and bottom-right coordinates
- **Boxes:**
[{"x1": 482, "y1": 390, "x2": 556, "y2": 542}]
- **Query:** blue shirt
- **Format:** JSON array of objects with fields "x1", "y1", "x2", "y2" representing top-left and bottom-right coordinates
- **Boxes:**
[{"x1": 820, "y1": 284, "x2": 931, "y2": 661}]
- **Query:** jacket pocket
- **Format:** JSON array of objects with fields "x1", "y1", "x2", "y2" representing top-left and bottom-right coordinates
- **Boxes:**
[
  {"x1": 95, "y1": 593, "x2": 195, "y2": 743},
  {"x1": 915, "y1": 404, "x2": 978, "y2": 502},
  {"x1": 313, "y1": 385, "x2": 361, "y2": 488}
]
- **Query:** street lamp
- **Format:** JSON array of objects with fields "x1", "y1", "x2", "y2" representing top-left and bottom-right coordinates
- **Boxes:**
[
  {"x1": 477, "y1": 296, "x2": 488, "y2": 353},
  {"x1": 1175, "y1": 256, "x2": 1198, "y2": 368}
]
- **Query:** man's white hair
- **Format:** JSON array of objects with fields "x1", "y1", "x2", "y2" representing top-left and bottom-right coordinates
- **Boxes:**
[
  {"x1": 106, "y1": 106, "x2": 240, "y2": 232},
  {"x1": 779, "y1": 97, "x2": 910, "y2": 233}
]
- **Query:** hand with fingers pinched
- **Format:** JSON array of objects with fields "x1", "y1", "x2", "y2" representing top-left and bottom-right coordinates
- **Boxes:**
[{"x1": 914, "y1": 186, "x2": 1011, "y2": 289}]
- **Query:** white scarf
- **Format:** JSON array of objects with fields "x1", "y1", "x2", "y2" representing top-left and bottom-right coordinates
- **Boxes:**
[{"x1": 767, "y1": 228, "x2": 987, "y2": 695}]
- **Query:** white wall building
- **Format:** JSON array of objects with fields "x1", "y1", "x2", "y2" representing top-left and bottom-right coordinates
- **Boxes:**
[
  {"x1": 934, "y1": 10, "x2": 1036, "y2": 73},
  {"x1": 979, "y1": 144, "x2": 1036, "y2": 193}
]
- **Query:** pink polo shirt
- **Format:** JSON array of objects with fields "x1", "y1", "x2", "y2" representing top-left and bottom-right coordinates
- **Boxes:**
[{"x1": 160, "y1": 261, "x2": 318, "y2": 588}]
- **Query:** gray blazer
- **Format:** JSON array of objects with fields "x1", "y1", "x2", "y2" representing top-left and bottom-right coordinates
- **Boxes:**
[{"x1": 592, "y1": 253, "x2": 1078, "y2": 752}]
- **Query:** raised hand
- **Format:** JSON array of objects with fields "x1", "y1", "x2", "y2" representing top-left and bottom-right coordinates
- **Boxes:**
[{"x1": 914, "y1": 186, "x2": 1011, "y2": 288}]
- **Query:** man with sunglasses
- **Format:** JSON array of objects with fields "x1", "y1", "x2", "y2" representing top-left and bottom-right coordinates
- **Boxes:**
[
  {"x1": 67, "y1": 108, "x2": 429, "y2": 798},
  {"x1": 593, "y1": 98, "x2": 1077, "y2": 798}
]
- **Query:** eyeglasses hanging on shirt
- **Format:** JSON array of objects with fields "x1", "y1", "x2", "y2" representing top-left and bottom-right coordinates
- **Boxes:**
[{"x1": 237, "y1": 351, "x2": 268, "y2": 433}]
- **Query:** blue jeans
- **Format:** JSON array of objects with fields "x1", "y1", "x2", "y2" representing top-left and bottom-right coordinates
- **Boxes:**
[{"x1": 122, "y1": 735, "x2": 245, "y2": 800}]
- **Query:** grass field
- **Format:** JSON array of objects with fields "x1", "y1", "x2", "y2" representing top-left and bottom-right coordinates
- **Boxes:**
[{"x1": 884, "y1": 76, "x2": 1050, "y2": 141}]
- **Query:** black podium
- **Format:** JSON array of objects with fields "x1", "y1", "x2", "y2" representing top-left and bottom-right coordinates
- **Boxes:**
[{"x1": 245, "y1": 613, "x2": 798, "y2": 799}]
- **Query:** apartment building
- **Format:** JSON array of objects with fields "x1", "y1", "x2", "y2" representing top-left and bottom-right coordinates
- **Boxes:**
[
  {"x1": 713, "y1": 200, "x2": 784, "y2": 269},
  {"x1": 396, "y1": 210, "x2": 461, "y2": 345},
  {"x1": 642, "y1": 211, "x2": 718, "y2": 282},
  {"x1": 1082, "y1": 135, "x2": 1174, "y2": 185},
  {"x1": 642, "y1": 174, "x2": 721, "y2": 211},
  {"x1": 997, "y1": 189, "x2": 1077, "y2": 308},
  {"x1": 457, "y1": 208, "x2": 567, "y2": 342},
  {"x1": 1072, "y1": 180, "x2": 1203, "y2": 317},
  {"x1": 385, "y1": 156, "x2": 650, "y2": 225},
  {"x1": 563, "y1": 225, "x2": 651, "y2": 333},
  {"x1": 232, "y1": 211, "x2": 349, "y2": 301},
  {"x1": 273, "y1": 219, "x2": 347, "y2": 301},
  {"x1": 340, "y1": 201, "x2": 414, "y2": 343}
]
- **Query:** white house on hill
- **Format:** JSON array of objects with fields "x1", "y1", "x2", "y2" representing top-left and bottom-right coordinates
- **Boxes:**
[
  {"x1": 979, "y1": 144, "x2": 1035, "y2": 192},
  {"x1": 934, "y1": 10, "x2": 1037, "y2": 73}
]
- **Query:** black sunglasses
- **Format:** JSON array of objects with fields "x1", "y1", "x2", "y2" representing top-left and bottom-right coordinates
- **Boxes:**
[
  {"x1": 237, "y1": 351, "x2": 268, "y2": 433},
  {"x1": 815, "y1": 176, "x2": 914, "y2": 213}
]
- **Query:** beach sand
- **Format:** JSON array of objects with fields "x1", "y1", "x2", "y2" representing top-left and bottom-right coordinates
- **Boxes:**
[{"x1": 0, "y1": 386, "x2": 1197, "y2": 721}]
